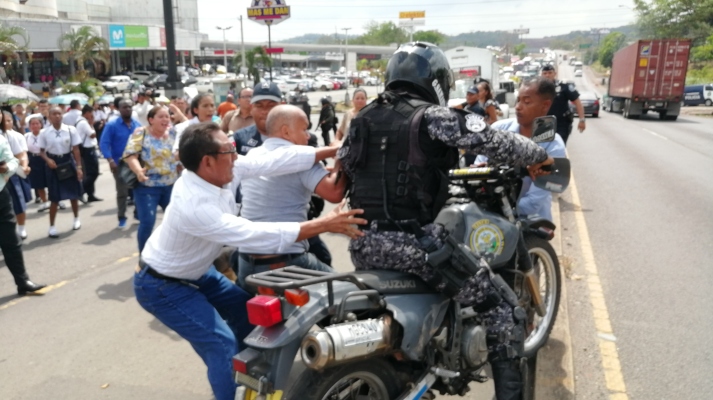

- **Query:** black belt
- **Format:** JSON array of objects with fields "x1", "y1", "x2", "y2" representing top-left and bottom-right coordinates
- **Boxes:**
[
  {"x1": 29, "y1": 153, "x2": 42, "y2": 157},
  {"x1": 239, "y1": 253, "x2": 304, "y2": 266},
  {"x1": 138, "y1": 258, "x2": 197, "y2": 287},
  {"x1": 47, "y1": 152, "x2": 70, "y2": 158}
]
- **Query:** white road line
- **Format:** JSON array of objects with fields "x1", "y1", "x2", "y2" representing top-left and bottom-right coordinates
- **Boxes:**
[
  {"x1": 570, "y1": 176, "x2": 629, "y2": 400},
  {"x1": 641, "y1": 128, "x2": 670, "y2": 141}
]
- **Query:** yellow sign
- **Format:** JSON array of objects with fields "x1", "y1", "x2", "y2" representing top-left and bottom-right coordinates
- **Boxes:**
[
  {"x1": 639, "y1": 58, "x2": 648, "y2": 67},
  {"x1": 245, "y1": 389, "x2": 283, "y2": 399},
  {"x1": 399, "y1": 11, "x2": 425, "y2": 19}
]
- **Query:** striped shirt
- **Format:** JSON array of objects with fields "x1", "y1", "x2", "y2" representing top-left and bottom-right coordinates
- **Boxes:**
[{"x1": 141, "y1": 145, "x2": 319, "y2": 280}]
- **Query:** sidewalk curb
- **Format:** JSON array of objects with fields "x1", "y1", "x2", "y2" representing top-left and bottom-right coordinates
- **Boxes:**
[{"x1": 534, "y1": 193, "x2": 576, "y2": 399}]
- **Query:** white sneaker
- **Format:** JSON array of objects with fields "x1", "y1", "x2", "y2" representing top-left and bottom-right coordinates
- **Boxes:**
[
  {"x1": 72, "y1": 218, "x2": 81, "y2": 230},
  {"x1": 38, "y1": 202, "x2": 50, "y2": 212},
  {"x1": 48, "y1": 226, "x2": 59, "y2": 238},
  {"x1": 58, "y1": 201, "x2": 68, "y2": 210}
]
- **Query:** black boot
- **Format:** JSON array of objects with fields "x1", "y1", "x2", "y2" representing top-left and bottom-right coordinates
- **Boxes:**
[
  {"x1": 17, "y1": 280, "x2": 47, "y2": 296},
  {"x1": 491, "y1": 359, "x2": 524, "y2": 400}
]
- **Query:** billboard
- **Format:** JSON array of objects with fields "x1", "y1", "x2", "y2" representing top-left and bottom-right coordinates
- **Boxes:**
[
  {"x1": 248, "y1": 0, "x2": 291, "y2": 26},
  {"x1": 109, "y1": 25, "x2": 149, "y2": 48}
]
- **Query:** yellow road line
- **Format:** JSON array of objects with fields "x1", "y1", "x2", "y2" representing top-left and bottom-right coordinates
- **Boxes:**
[
  {"x1": 570, "y1": 176, "x2": 629, "y2": 399},
  {"x1": 1, "y1": 252, "x2": 139, "y2": 312}
]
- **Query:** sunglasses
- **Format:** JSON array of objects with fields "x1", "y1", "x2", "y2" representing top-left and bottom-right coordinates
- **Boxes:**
[{"x1": 208, "y1": 148, "x2": 237, "y2": 155}]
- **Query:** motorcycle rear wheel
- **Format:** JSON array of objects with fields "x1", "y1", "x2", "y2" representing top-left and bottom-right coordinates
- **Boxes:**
[
  {"x1": 517, "y1": 236, "x2": 561, "y2": 358},
  {"x1": 286, "y1": 359, "x2": 403, "y2": 400}
]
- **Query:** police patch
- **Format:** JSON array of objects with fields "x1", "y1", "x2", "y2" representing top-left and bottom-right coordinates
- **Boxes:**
[
  {"x1": 247, "y1": 138, "x2": 258, "y2": 146},
  {"x1": 568, "y1": 83, "x2": 575, "y2": 92},
  {"x1": 465, "y1": 113, "x2": 487, "y2": 133}
]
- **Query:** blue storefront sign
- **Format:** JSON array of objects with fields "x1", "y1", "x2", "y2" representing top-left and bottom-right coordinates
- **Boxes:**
[{"x1": 109, "y1": 25, "x2": 126, "y2": 48}]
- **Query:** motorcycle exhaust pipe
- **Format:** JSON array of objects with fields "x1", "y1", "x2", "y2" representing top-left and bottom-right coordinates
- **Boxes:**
[
  {"x1": 523, "y1": 269, "x2": 546, "y2": 317},
  {"x1": 301, "y1": 315, "x2": 393, "y2": 370}
]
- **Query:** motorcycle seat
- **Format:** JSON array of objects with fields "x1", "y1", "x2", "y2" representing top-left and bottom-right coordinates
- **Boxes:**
[{"x1": 351, "y1": 270, "x2": 436, "y2": 294}]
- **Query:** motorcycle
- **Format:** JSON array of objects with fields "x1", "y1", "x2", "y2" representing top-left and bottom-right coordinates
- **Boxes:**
[{"x1": 232, "y1": 118, "x2": 570, "y2": 400}]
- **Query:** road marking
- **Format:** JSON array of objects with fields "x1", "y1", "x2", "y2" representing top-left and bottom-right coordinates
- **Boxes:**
[
  {"x1": 570, "y1": 176, "x2": 629, "y2": 400},
  {"x1": 642, "y1": 128, "x2": 670, "y2": 141},
  {"x1": 0, "y1": 280, "x2": 69, "y2": 311},
  {"x1": 1, "y1": 253, "x2": 139, "y2": 312}
]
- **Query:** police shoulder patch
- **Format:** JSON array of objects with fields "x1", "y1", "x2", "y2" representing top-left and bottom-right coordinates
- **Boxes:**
[
  {"x1": 568, "y1": 83, "x2": 576, "y2": 92},
  {"x1": 465, "y1": 113, "x2": 487, "y2": 133}
]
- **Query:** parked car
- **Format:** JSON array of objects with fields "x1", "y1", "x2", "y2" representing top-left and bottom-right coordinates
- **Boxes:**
[
  {"x1": 144, "y1": 74, "x2": 168, "y2": 88},
  {"x1": 296, "y1": 80, "x2": 315, "y2": 92},
  {"x1": 570, "y1": 91, "x2": 600, "y2": 117},
  {"x1": 313, "y1": 77, "x2": 334, "y2": 91},
  {"x1": 364, "y1": 76, "x2": 380, "y2": 86},
  {"x1": 102, "y1": 75, "x2": 133, "y2": 93},
  {"x1": 195, "y1": 77, "x2": 214, "y2": 93},
  {"x1": 328, "y1": 75, "x2": 349, "y2": 89},
  {"x1": 272, "y1": 79, "x2": 290, "y2": 94},
  {"x1": 131, "y1": 71, "x2": 154, "y2": 83},
  {"x1": 574, "y1": 69, "x2": 583, "y2": 77}
]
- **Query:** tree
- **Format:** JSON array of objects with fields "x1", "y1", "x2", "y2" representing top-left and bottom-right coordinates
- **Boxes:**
[
  {"x1": 233, "y1": 46, "x2": 272, "y2": 83},
  {"x1": 598, "y1": 32, "x2": 627, "y2": 67},
  {"x1": 57, "y1": 26, "x2": 110, "y2": 80},
  {"x1": 356, "y1": 59, "x2": 369, "y2": 71},
  {"x1": 62, "y1": 78, "x2": 105, "y2": 98},
  {"x1": 0, "y1": 23, "x2": 29, "y2": 60},
  {"x1": 634, "y1": 0, "x2": 713, "y2": 44},
  {"x1": 513, "y1": 43, "x2": 527, "y2": 57},
  {"x1": 353, "y1": 21, "x2": 408, "y2": 46},
  {"x1": 413, "y1": 30, "x2": 447, "y2": 45},
  {"x1": 691, "y1": 33, "x2": 713, "y2": 61}
]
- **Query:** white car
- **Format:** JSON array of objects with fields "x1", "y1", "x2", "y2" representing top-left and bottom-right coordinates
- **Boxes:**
[
  {"x1": 195, "y1": 77, "x2": 214, "y2": 93},
  {"x1": 284, "y1": 79, "x2": 302, "y2": 91},
  {"x1": 574, "y1": 70, "x2": 583, "y2": 77},
  {"x1": 272, "y1": 79, "x2": 289, "y2": 94},
  {"x1": 102, "y1": 75, "x2": 133, "y2": 93},
  {"x1": 313, "y1": 78, "x2": 333, "y2": 91}
]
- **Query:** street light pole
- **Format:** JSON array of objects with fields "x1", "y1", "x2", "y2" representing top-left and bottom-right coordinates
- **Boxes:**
[
  {"x1": 216, "y1": 26, "x2": 232, "y2": 71},
  {"x1": 342, "y1": 27, "x2": 351, "y2": 106},
  {"x1": 238, "y1": 16, "x2": 246, "y2": 74}
]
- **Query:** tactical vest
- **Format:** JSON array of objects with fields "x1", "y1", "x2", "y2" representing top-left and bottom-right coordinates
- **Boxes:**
[{"x1": 344, "y1": 92, "x2": 458, "y2": 228}]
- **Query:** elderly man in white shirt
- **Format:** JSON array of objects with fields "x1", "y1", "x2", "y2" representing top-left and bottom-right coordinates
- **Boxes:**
[{"x1": 134, "y1": 121, "x2": 365, "y2": 400}]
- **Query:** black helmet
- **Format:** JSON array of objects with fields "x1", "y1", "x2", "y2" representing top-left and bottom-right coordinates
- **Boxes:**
[{"x1": 385, "y1": 42, "x2": 453, "y2": 106}]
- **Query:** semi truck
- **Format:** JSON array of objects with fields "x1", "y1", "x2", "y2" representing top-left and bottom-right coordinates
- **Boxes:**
[{"x1": 604, "y1": 39, "x2": 691, "y2": 121}]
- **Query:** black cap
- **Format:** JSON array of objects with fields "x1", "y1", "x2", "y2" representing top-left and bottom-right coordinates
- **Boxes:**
[
  {"x1": 467, "y1": 85, "x2": 479, "y2": 94},
  {"x1": 320, "y1": 97, "x2": 330, "y2": 105},
  {"x1": 541, "y1": 64, "x2": 556, "y2": 72},
  {"x1": 251, "y1": 81, "x2": 281, "y2": 104}
]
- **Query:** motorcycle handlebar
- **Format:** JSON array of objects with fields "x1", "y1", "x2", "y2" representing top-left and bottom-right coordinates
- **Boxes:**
[{"x1": 447, "y1": 167, "x2": 497, "y2": 180}]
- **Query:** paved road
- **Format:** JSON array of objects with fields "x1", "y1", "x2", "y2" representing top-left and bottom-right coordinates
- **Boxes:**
[{"x1": 558, "y1": 60, "x2": 713, "y2": 399}]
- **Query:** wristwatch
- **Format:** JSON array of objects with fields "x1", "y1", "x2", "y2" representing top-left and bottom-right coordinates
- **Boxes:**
[{"x1": 579, "y1": 118, "x2": 586, "y2": 123}]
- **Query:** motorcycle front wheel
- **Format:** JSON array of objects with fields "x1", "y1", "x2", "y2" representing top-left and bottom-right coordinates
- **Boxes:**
[
  {"x1": 286, "y1": 359, "x2": 403, "y2": 400},
  {"x1": 517, "y1": 235, "x2": 561, "y2": 358}
]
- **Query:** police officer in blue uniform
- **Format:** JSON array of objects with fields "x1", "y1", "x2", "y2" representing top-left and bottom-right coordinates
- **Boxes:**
[
  {"x1": 233, "y1": 82, "x2": 282, "y2": 156},
  {"x1": 541, "y1": 65, "x2": 586, "y2": 144}
]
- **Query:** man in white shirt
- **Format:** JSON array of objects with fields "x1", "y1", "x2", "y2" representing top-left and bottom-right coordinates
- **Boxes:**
[
  {"x1": 133, "y1": 90, "x2": 153, "y2": 127},
  {"x1": 75, "y1": 105, "x2": 102, "y2": 203},
  {"x1": 61, "y1": 100, "x2": 82, "y2": 126},
  {"x1": 238, "y1": 105, "x2": 346, "y2": 289},
  {"x1": 134, "y1": 121, "x2": 365, "y2": 400}
]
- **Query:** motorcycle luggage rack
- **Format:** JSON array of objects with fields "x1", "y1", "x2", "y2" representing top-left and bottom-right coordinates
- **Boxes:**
[{"x1": 245, "y1": 266, "x2": 370, "y2": 308}]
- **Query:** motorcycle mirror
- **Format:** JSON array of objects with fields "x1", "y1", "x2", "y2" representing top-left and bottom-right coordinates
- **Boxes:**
[
  {"x1": 533, "y1": 157, "x2": 570, "y2": 193},
  {"x1": 531, "y1": 116, "x2": 557, "y2": 143}
]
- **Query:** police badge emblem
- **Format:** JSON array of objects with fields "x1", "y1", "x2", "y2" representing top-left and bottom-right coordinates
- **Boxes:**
[
  {"x1": 568, "y1": 83, "x2": 576, "y2": 92},
  {"x1": 465, "y1": 113, "x2": 487, "y2": 133},
  {"x1": 247, "y1": 138, "x2": 258, "y2": 146}
]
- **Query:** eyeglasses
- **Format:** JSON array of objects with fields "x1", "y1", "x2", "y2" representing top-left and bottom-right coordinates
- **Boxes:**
[{"x1": 208, "y1": 148, "x2": 237, "y2": 155}]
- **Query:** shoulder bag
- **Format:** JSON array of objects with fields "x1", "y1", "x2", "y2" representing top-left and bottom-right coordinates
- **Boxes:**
[
  {"x1": 55, "y1": 133, "x2": 76, "y2": 181},
  {"x1": 118, "y1": 129, "x2": 147, "y2": 189}
]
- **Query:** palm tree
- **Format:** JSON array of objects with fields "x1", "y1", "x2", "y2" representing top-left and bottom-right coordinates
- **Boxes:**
[
  {"x1": 233, "y1": 46, "x2": 272, "y2": 84},
  {"x1": 0, "y1": 23, "x2": 29, "y2": 83},
  {"x1": 57, "y1": 26, "x2": 111, "y2": 80}
]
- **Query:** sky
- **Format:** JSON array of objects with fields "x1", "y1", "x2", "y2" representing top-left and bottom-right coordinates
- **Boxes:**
[{"x1": 197, "y1": 0, "x2": 640, "y2": 44}]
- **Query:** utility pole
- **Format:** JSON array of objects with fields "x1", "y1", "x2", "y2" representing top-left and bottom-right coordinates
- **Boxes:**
[
  {"x1": 162, "y1": 0, "x2": 181, "y2": 97},
  {"x1": 238, "y1": 16, "x2": 246, "y2": 74},
  {"x1": 216, "y1": 26, "x2": 232, "y2": 71},
  {"x1": 342, "y1": 27, "x2": 351, "y2": 106}
]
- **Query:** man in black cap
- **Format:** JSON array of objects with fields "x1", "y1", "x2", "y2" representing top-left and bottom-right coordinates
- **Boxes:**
[
  {"x1": 453, "y1": 85, "x2": 487, "y2": 117},
  {"x1": 318, "y1": 97, "x2": 335, "y2": 146},
  {"x1": 541, "y1": 64, "x2": 586, "y2": 144},
  {"x1": 233, "y1": 81, "x2": 282, "y2": 156}
]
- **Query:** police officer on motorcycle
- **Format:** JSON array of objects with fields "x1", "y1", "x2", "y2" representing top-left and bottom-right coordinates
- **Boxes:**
[
  {"x1": 541, "y1": 64, "x2": 586, "y2": 144},
  {"x1": 338, "y1": 42, "x2": 554, "y2": 400}
]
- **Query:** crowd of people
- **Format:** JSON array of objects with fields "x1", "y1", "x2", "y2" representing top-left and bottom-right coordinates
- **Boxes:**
[{"x1": 0, "y1": 45, "x2": 583, "y2": 400}]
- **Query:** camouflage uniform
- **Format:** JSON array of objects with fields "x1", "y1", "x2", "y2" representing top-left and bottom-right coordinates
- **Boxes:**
[{"x1": 339, "y1": 105, "x2": 548, "y2": 357}]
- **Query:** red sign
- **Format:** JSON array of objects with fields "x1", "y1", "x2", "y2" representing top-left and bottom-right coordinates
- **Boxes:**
[
  {"x1": 214, "y1": 50, "x2": 235, "y2": 55},
  {"x1": 265, "y1": 47, "x2": 284, "y2": 54},
  {"x1": 160, "y1": 27, "x2": 166, "y2": 47}
]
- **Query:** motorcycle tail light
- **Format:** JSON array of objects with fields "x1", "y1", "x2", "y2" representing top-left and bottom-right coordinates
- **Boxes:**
[
  {"x1": 538, "y1": 227, "x2": 555, "y2": 240},
  {"x1": 232, "y1": 357, "x2": 248, "y2": 374},
  {"x1": 257, "y1": 286, "x2": 276, "y2": 295},
  {"x1": 247, "y1": 295, "x2": 283, "y2": 327},
  {"x1": 285, "y1": 288, "x2": 310, "y2": 307}
]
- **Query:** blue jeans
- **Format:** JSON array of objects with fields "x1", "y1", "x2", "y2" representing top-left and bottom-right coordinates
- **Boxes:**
[
  {"x1": 134, "y1": 265, "x2": 253, "y2": 400},
  {"x1": 133, "y1": 184, "x2": 173, "y2": 252},
  {"x1": 238, "y1": 252, "x2": 334, "y2": 292}
]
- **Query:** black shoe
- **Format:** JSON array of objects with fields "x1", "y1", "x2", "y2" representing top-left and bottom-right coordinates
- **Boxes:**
[
  {"x1": 17, "y1": 280, "x2": 47, "y2": 296},
  {"x1": 87, "y1": 196, "x2": 103, "y2": 202}
]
